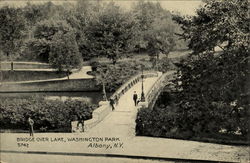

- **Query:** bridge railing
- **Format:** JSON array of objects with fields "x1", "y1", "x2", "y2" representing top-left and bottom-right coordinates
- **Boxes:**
[
  {"x1": 82, "y1": 70, "x2": 159, "y2": 132},
  {"x1": 110, "y1": 70, "x2": 159, "y2": 104}
]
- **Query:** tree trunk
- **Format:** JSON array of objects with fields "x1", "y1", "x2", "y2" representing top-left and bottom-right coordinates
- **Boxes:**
[
  {"x1": 6, "y1": 52, "x2": 14, "y2": 71},
  {"x1": 0, "y1": 62, "x2": 2, "y2": 82},
  {"x1": 102, "y1": 82, "x2": 108, "y2": 101},
  {"x1": 67, "y1": 69, "x2": 70, "y2": 80},
  {"x1": 11, "y1": 62, "x2": 14, "y2": 71},
  {"x1": 156, "y1": 54, "x2": 159, "y2": 71}
]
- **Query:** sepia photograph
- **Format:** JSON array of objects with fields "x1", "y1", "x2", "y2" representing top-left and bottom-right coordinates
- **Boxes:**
[{"x1": 0, "y1": 0, "x2": 249, "y2": 162}]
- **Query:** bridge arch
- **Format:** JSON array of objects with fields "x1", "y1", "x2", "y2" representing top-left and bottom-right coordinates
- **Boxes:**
[{"x1": 138, "y1": 71, "x2": 176, "y2": 110}]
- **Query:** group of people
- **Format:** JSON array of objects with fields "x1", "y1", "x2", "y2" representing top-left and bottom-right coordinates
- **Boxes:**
[{"x1": 109, "y1": 91, "x2": 141, "y2": 111}]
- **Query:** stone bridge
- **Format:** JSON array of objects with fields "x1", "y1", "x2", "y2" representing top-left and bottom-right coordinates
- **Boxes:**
[
  {"x1": 72, "y1": 70, "x2": 176, "y2": 135},
  {"x1": 140, "y1": 71, "x2": 176, "y2": 110}
]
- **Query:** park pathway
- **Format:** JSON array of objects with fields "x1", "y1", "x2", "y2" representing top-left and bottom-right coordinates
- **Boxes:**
[{"x1": 1, "y1": 66, "x2": 93, "y2": 84}]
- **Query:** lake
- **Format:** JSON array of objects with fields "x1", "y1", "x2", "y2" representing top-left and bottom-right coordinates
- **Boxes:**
[{"x1": 0, "y1": 92, "x2": 112, "y2": 105}]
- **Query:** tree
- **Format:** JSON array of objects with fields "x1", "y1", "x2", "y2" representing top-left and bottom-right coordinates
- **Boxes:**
[
  {"x1": 131, "y1": 1, "x2": 177, "y2": 67},
  {"x1": 95, "y1": 65, "x2": 111, "y2": 101},
  {"x1": 0, "y1": 6, "x2": 27, "y2": 63},
  {"x1": 145, "y1": 18, "x2": 175, "y2": 68},
  {"x1": 132, "y1": 1, "x2": 167, "y2": 51},
  {"x1": 173, "y1": 0, "x2": 249, "y2": 54},
  {"x1": 85, "y1": 2, "x2": 137, "y2": 64},
  {"x1": 94, "y1": 60, "x2": 152, "y2": 98},
  {"x1": 25, "y1": 19, "x2": 73, "y2": 62},
  {"x1": 23, "y1": 2, "x2": 62, "y2": 27},
  {"x1": 59, "y1": 2, "x2": 92, "y2": 60},
  {"x1": 49, "y1": 31, "x2": 82, "y2": 79},
  {"x1": 172, "y1": 0, "x2": 249, "y2": 136}
]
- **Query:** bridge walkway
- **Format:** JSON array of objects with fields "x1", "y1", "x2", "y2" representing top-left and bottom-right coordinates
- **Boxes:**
[{"x1": 86, "y1": 76, "x2": 159, "y2": 137}]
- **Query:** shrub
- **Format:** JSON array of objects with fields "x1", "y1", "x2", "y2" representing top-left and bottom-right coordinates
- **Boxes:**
[
  {"x1": 135, "y1": 89, "x2": 249, "y2": 143},
  {"x1": 89, "y1": 60, "x2": 101, "y2": 72},
  {"x1": 136, "y1": 104, "x2": 179, "y2": 137},
  {"x1": 0, "y1": 97, "x2": 94, "y2": 132},
  {"x1": 93, "y1": 60, "x2": 152, "y2": 92}
]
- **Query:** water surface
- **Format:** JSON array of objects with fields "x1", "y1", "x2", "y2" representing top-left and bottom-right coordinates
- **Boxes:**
[{"x1": 0, "y1": 92, "x2": 112, "y2": 105}]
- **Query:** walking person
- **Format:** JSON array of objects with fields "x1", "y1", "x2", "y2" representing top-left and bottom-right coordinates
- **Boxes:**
[
  {"x1": 110, "y1": 98, "x2": 115, "y2": 111},
  {"x1": 77, "y1": 115, "x2": 84, "y2": 132},
  {"x1": 114, "y1": 95, "x2": 119, "y2": 105},
  {"x1": 28, "y1": 117, "x2": 34, "y2": 137},
  {"x1": 133, "y1": 91, "x2": 138, "y2": 106}
]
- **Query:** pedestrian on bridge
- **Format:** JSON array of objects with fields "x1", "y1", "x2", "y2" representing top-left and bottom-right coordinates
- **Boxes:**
[
  {"x1": 109, "y1": 98, "x2": 115, "y2": 111},
  {"x1": 133, "y1": 91, "x2": 138, "y2": 106}
]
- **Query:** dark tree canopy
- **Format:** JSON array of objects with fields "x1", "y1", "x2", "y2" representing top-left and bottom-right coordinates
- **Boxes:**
[
  {"x1": 0, "y1": 6, "x2": 27, "y2": 59},
  {"x1": 26, "y1": 19, "x2": 73, "y2": 62},
  {"x1": 172, "y1": 0, "x2": 249, "y2": 136},
  {"x1": 131, "y1": 1, "x2": 179, "y2": 68},
  {"x1": 49, "y1": 31, "x2": 82, "y2": 72},
  {"x1": 173, "y1": 0, "x2": 249, "y2": 54},
  {"x1": 23, "y1": 2, "x2": 63, "y2": 27},
  {"x1": 85, "y1": 2, "x2": 137, "y2": 64},
  {"x1": 1, "y1": 1, "x2": 185, "y2": 64}
]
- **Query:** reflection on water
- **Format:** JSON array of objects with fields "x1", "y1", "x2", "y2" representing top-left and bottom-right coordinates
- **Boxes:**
[
  {"x1": 45, "y1": 96, "x2": 92, "y2": 103},
  {"x1": 0, "y1": 92, "x2": 112, "y2": 105}
]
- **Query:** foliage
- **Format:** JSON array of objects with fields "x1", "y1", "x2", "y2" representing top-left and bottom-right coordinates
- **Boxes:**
[
  {"x1": 132, "y1": 2, "x2": 181, "y2": 51},
  {"x1": 0, "y1": 6, "x2": 27, "y2": 60},
  {"x1": 0, "y1": 1, "x2": 188, "y2": 66},
  {"x1": 1, "y1": 1, "x2": 186, "y2": 65},
  {"x1": 89, "y1": 60, "x2": 101, "y2": 71},
  {"x1": 59, "y1": 3, "x2": 91, "y2": 60},
  {"x1": 156, "y1": 57, "x2": 176, "y2": 72},
  {"x1": 145, "y1": 19, "x2": 175, "y2": 59},
  {"x1": 93, "y1": 60, "x2": 152, "y2": 92},
  {"x1": 173, "y1": 0, "x2": 249, "y2": 54},
  {"x1": 173, "y1": 48, "x2": 249, "y2": 136},
  {"x1": 136, "y1": 105, "x2": 180, "y2": 138},
  {"x1": 25, "y1": 19, "x2": 74, "y2": 62},
  {"x1": 0, "y1": 97, "x2": 94, "y2": 132},
  {"x1": 33, "y1": 19, "x2": 73, "y2": 40},
  {"x1": 171, "y1": 0, "x2": 249, "y2": 137},
  {"x1": 85, "y1": 2, "x2": 137, "y2": 64},
  {"x1": 136, "y1": 90, "x2": 249, "y2": 142},
  {"x1": 136, "y1": 0, "x2": 249, "y2": 142},
  {"x1": 49, "y1": 31, "x2": 82, "y2": 73},
  {"x1": 131, "y1": 1, "x2": 178, "y2": 66},
  {"x1": 23, "y1": 2, "x2": 64, "y2": 27}
]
